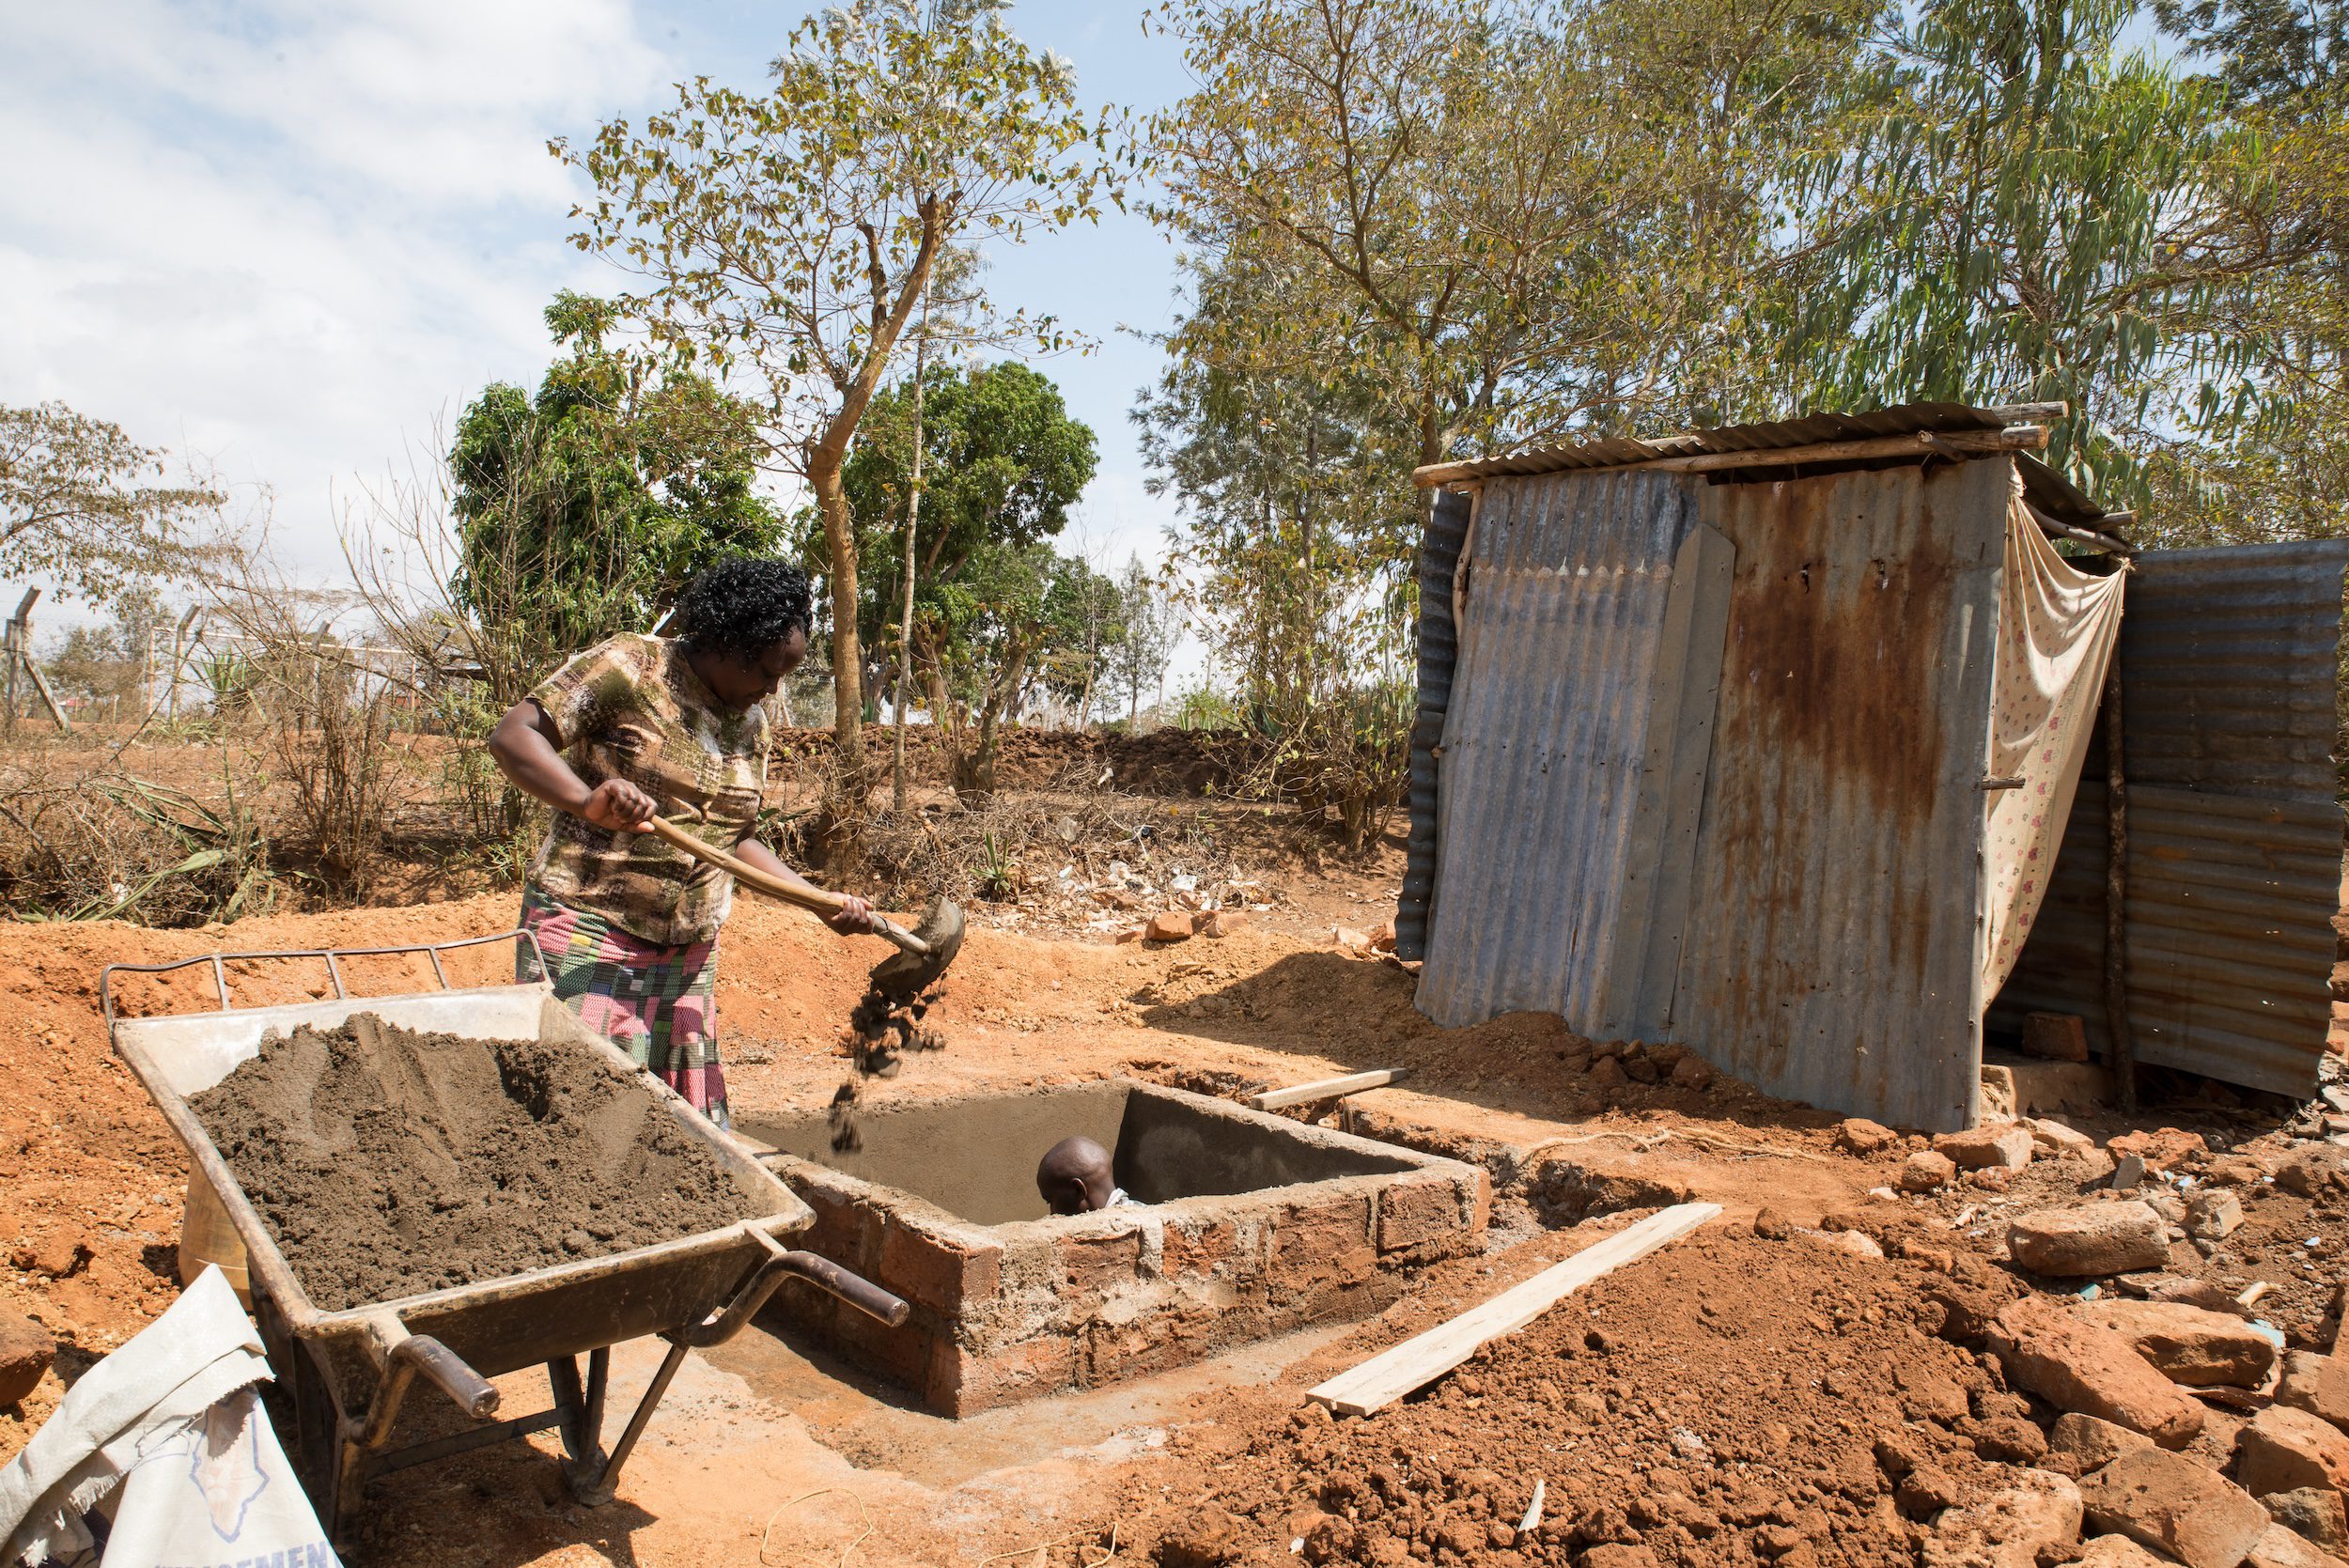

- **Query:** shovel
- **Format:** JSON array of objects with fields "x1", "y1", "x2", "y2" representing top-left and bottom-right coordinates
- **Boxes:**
[{"x1": 646, "y1": 816, "x2": 965, "y2": 999}]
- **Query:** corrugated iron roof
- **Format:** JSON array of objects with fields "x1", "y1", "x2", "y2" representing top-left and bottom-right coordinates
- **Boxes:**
[
  {"x1": 1419, "y1": 401, "x2": 2110, "y2": 525},
  {"x1": 1989, "y1": 539, "x2": 2349, "y2": 1098}
]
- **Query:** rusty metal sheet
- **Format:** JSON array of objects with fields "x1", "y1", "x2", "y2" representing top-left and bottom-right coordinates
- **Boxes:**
[
  {"x1": 1988, "y1": 540, "x2": 2349, "y2": 1097},
  {"x1": 1413, "y1": 470, "x2": 1699, "y2": 1026},
  {"x1": 1660, "y1": 459, "x2": 2011, "y2": 1131}
]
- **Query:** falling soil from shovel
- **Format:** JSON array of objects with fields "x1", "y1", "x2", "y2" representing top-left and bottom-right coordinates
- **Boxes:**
[{"x1": 828, "y1": 979, "x2": 948, "y2": 1153}]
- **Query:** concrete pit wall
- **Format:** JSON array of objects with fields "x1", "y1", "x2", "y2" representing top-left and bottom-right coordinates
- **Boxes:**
[{"x1": 746, "y1": 1079, "x2": 1489, "y2": 1415}]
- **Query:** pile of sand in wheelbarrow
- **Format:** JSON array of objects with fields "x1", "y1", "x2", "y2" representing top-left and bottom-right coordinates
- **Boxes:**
[{"x1": 189, "y1": 1016, "x2": 768, "y2": 1312}]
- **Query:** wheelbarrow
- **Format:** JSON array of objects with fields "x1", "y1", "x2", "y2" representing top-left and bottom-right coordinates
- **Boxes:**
[{"x1": 102, "y1": 931, "x2": 907, "y2": 1544}]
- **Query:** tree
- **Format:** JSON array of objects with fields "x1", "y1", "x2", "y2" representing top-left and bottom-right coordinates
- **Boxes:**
[
  {"x1": 1783, "y1": 0, "x2": 2269, "y2": 506},
  {"x1": 1145, "y1": 0, "x2": 1874, "y2": 474},
  {"x1": 840, "y1": 361, "x2": 1098, "y2": 658},
  {"x1": 448, "y1": 291, "x2": 785, "y2": 688},
  {"x1": 1104, "y1": 557, "x2": 1178, "y2": 729},
  {"x1": 0, "y1": 403, "x2": 224, "y2": 600},
  {"x1": 911, "y1": 541, "x2": 1107, "y2": 797},
  {"x1": 2139, "y1": 0, "x2": 2349, "y2": 541},
  {"x1": 552, "y1": 0, "x2": 1126, "y2": 834},
  {"x1": 1036, "y1": 554, "x2": 1124, "y2": 723}
]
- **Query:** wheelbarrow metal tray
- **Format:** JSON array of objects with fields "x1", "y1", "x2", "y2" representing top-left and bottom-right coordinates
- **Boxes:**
[{"x1": 111, "y1": 983, "x2": 816, "y2": 1391}]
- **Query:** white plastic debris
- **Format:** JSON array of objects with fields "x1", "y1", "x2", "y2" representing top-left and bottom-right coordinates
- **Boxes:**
[{"x1": 1519, "y1": 1479, "x2": 1547, "y2": 1535}]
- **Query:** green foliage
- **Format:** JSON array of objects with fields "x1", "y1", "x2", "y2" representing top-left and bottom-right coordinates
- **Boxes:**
[
  {"x1": 840, "y1": 360, "x2": 1099, "y2": 658},
  {"x1": 552, "y1": 1, "x2": 1129, "y2": 759},
  {"x1": 1784, "y1": 0, "x2": 2257, "y2": 506},
  {"x1": 0, "y1": 403, "x2": 224, "y2": 601},
  {"x1": 448, "y1": 292, "x2": 784, "y2": 684}
]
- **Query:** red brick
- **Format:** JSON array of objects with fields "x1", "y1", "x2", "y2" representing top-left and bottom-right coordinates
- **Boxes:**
[
  {"x1": 1084, "y1": 1305, "x2": 1246, "y2": 1385},
  {"x1": 1377, "y1": 1176, "x2": 1464, "y2": 1254},
  {"x1": 1057, "y1": 1230, "x2": 1143, "y2": 1293},
  {"x1": 1268, "y1": 1193, "x2": 1375, "y2": 1302},
  {"x1": 831, "y1": 1307, "x2": 938, "y2": 1388},
  {"x1": 795, "y1": 1184, "x2": 885, "y2": 1276},
  {"x1": 1162, "y1": 1218, "x2": 1243, "y2": 1278},
  {"x1": 934, "y1": 1334, "x2": 1079, "y2": 1416},
  {"x1": 877, "y1": 1222, "x2": 1002, "y2": 1314}
]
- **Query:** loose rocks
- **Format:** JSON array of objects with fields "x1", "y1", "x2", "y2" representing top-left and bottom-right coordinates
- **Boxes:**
[
  {"x1": 2048, "y1": 1413, "x2": 2155, "y2": 1476},
  {"x1": 1922, "y1": 1470, "x2": 2082, "y2": 1568},
  {"x1": 2076, "y1": 1299, "x2": 2279, "y2": 1388},
  {"x1": 2008, "y1": 1203, "x2": 2172, "y2": 1278},
  {"x1": 1936, "y1": 1124, "x2": 2035, "y2": 1172},
  {"x1": 1839, "y1": 1118, "x2": 1899, "y2": 1155},
  {"x1": 2278, "y1": 1353, "x2": 2349, "y2": 1434},
  {"x1": 2249, "y1": 1522, "x2": 2341, "y2": 1568},
  {"x1": 1902, "y1": 1150, "x2": 1960, "y2": 1193},
  {"x1": 2187, "y1": 1189, "x2": 2246, "y2": 1241},
  {"x1": 2237, "y1": 1405, "x2": 2349, "y2": 1498},
  {"x1": 1988, "y1": 1296, "x2": 2204, "y2": 1448},
  {"x1": 0, "y1": 1308, "x2": 54, "y2": 1405},
  {"x1": 2264, "y1": 1488, "x2": 2349, "y2": 1555},
  {"x1": 2078, "y1": 1448, "x2": 2272, "y2": 1568}
]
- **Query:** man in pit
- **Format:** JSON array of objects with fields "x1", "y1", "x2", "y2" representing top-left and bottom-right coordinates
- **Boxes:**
[{"x1": 1035, "y1": 1137, "x2": 1139, "y2": 1216}]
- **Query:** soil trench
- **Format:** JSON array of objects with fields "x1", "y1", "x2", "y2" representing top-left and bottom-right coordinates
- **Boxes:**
[{"x1": 188, "y1": 1016, "x2": 763, "y2": 1312}]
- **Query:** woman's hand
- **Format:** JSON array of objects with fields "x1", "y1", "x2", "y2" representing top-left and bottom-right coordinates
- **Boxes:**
[
  {"x1": 580, "y1": 778, "x2": 658, "y2": 833},
  {"x1": 827, "y1": 894, "x2": 878, "y2": 936}
]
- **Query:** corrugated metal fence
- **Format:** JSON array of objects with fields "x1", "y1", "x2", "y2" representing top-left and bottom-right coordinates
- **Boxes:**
[{"x1": 1990, "y1": 541, "x2": 2349, "y2": 1097}]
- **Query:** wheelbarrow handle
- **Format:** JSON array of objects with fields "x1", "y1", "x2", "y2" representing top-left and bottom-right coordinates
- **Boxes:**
[
  {"x1": 393, "y1": 1333, "x2": 500, "y2": 1421},
  {"x1": 683, "y1": 1225, "x2": 910, "y2": 1348},
  {"x1": 646, "y1": 817, "x2": 932, "y2": 958}
]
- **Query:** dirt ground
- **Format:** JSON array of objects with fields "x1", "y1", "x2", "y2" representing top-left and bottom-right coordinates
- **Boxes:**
[{"x1": 4, "y1": 865, "x2": 2343, "y2": 1566}]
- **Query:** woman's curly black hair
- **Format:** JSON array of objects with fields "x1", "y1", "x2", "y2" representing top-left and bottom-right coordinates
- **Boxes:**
[{"x1": 674, "y1": 556, "x2": 813, "y2": 664}]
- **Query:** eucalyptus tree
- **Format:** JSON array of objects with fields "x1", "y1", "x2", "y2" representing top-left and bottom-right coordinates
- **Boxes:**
[
  {"x1": 1783, "y1": 0, "x2": 2265, "y2": 507},
  {"x1": 552, "y1": 0, "x2": 1126, "y2": 810}
]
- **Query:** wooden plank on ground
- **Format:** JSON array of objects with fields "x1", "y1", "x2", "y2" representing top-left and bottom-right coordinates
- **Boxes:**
[
  {"x1": 1248, "y1": 1069, "x2": 1409, "y2": 1111},
  {"x1": 1308, "y1": 1201, "x2": 1721, "y2": 1417}
]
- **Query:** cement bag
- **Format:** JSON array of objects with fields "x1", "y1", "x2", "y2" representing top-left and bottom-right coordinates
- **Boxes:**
[{"x1": 99, "y1": 1386, "x2": 338, "y2": 1568}]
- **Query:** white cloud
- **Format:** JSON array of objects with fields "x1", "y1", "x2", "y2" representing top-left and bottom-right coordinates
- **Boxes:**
[{"x1": 0, "y1": 0, "x2": 674, "y2": 595}]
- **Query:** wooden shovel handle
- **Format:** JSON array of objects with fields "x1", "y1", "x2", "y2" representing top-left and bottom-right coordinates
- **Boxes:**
[
  {"x1": 646, "y1": 815, "x2": 849, "y2": 918},
  {"x1": 646, "y1": 816, "x2": 930, "y2": 956}
]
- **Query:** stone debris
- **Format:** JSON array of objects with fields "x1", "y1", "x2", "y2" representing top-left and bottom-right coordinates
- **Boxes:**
[
  {"x1": 2022, "y1": 1012, "x2": 2092, "y2": 1062},
  {"x1": 2112, "y1": 1153, "x2": 2149, "y2": 1192},
  {"x1": 2108, "y1": 1128, "x2": 2210, "y2": 1172},
  {"x1": 0, "y1": 1307, "x2": 54, "y2": 1405},
  {"x1": 1146, "y1": 911, "x2": 1200, "y2": 942},
  {"x1": 2030, "y1": 1117, "x2": 2100, "y2": 1157},
  {"x1": 1838, "y1": 1117, "x2": 1899, "y2": 1155},
  {"x1": 2248, "y1": 1521, "x2": 2342, "y2": 1568},
  {"x1": 1937, "y1": 1122, "x2": 2036, "y2": 1172},
  {"x1": 2048, "y1": 1412, "x2": 2155, "y2": 1476},
  {"x1": 1988, "y1": 1296, "x2": 2205, "y2": 1448},
  {"x1": 2117, "y1": 1273, "x2": 2252, "y2": 1314},
  {"x1": 2188, "y1": 1188, "x2": 2248, "y2": 1241},
  {"x1": 1902, "y1": 1150, "x2": 1960, "y2": 1193},
  {"x1": 2237, "y1": 1405, "x2": 2349, "y2": 1498},
  {"x1": 2008, "y1": 1202, "x2": 2173, "y2": 1278},
  {"x1": 2077, "y1": 1534, "x2": 2170, "y2": 1566},
  {"x1": 2277, "y1": 1352, "x2": 2349, "y2": 1434},
  {"x1": 2263, "y1": 1488, "x2": 2349, "y2": 1555},
  {"x1": 2076, "y1": 1299, "x2": 2281, "y2": 1388},
  {"x1": 2077, "y1": 1447, "x2": 2273, "y2": 1568},
  {"x1": 1921, "y1": 1469, "x2": 2083, "y2": 1568},
  {"x1": 2276, "y1": 1147, "x2": 2349, "y2": 1198}
]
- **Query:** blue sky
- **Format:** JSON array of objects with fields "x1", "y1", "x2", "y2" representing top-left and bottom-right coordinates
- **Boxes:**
[{"x1": 0, "y1": 0, "x2": 1198, "y2": 654}]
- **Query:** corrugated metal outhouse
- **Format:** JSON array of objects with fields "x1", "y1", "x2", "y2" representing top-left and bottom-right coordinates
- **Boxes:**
[{"x1": 1395, "y1": 402, "x2": 2347, "y2": 1131}]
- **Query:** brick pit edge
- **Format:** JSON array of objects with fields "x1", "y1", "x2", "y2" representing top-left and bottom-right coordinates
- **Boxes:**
[{"x1": 758, "y1": 1080, "x2": 1490, "y2": 1416}]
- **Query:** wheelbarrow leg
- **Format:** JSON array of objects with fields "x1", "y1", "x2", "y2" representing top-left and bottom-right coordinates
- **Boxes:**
[
  {"x1": 565, "y1": 1336, "x2": 691, "y2": 1507},
  {"x1": 548, "y1": 1351, "x2": 614, "y2": 1490}
]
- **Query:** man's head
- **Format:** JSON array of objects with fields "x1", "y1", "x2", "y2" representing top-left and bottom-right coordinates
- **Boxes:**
[
  {"x1": 675, "y1": 555, "x2": 814, "y2": 712},
  {"x1": 1036, "y1": 1136, "x2": 1116, "y2": 1216}
]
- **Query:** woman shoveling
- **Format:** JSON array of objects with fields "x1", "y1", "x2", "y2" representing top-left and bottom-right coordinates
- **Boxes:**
[{"x1": 487, "y1": 555, "x2": 878, "y2": 1130}]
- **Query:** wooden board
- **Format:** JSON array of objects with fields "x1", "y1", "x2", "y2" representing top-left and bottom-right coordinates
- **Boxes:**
[
  {"x1": 1308, "y1": 1202, "x2": 1721, "y2": 1417},
  {"x1": 1247, "y1": 1069, "x2": 1408, "y2": 1111}
]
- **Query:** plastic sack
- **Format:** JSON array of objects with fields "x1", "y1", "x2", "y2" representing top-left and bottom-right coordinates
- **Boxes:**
[{"x1": 99, "y1": 1387, "x2": 338, "y2": 1568}]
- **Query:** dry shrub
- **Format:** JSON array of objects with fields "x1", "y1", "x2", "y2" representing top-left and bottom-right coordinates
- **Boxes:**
[
  {"x1": 0, "y1": 750, "x2": 275, "y2": 925},
  {"x1": 779, "y1": 760, "x2": 1156, "y2": 910}
]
